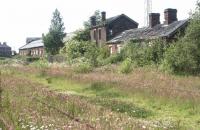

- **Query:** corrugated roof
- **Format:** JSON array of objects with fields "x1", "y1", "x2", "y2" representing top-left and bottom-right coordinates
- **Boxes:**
[
  {"x1": 19, "y1": 39, "x2": 44, "y2": 50},
  {"x1": 108, "y1": 19, "x2": 188, "y2": 43}
]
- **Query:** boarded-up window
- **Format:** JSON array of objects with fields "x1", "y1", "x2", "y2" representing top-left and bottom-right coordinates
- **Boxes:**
[
  {"x1": 94, "y1": 30, "x2": 96, "y2": 40},
  {"x1": 99, "y1": 29, "x2": 101, "y2": 40}
]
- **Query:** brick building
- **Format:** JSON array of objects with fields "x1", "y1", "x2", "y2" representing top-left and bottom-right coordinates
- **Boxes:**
[
  {"x1": 19, "y1": 37, "x2": 44, "y2": 57},
  {"x1": 107, "y1": 8, "x2": 189, "y2": 54},
  {"x1": 0, "y1": 42, "x2": 12, "y2": 57},
  {"x1": 90, "y1": 12, "x2": 138, "y2": 49}
]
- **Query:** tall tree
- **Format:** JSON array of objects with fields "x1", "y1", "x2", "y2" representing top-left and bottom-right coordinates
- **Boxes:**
[{"x1": 43, "y1": 9, "x2": 66, "y2": 55}]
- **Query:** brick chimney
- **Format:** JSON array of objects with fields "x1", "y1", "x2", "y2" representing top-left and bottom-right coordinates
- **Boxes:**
[
  {"x1": 3, "y1": 42, "x2": 7, "y2": 45},
  {"x1": 164, "y1": 8, "x2": 178, "y2": 25},
  {"x1": 149, "y1": 13, "x2": 160, "y2": 28},
  {"x1": 90, "y1": 16, "x2": 96, "y2": 27},
  {"x1": 101, "y1": 11, "x2": 106, "y2": 22}
]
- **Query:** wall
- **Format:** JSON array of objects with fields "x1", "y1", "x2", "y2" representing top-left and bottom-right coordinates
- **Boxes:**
[
  {"x1": 19, "y1": 47, "x2": 44, "y2": 57},
  {"x1": 0, "y1": 47, "x2": 12, "y2": 57}
]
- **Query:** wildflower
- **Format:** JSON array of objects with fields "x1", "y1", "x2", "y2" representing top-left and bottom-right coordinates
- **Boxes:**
[{"x1": 142, "y1": 125, "x2": 146, "y2": 129}]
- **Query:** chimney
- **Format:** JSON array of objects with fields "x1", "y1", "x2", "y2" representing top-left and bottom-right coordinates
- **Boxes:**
[
  {"x1": 101, "y1": 11, "x2": 106, "y2": 22},
  {"x1": 3, "y1": 42, "x2": 7, "y2": 45},
  {"x1": 90, "y1": 16, "x2": 96, "y2": 27},
  {"x1": 164, "y1": 8, "x2": 178, "y2": 25},
  {"x1": 149, "y1": 13, "x2": 160, "y2": 28}
]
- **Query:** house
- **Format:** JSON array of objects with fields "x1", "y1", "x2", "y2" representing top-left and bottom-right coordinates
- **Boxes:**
[
  {"x1": 107, "y1": 8, "x2": 189, "y2": 54},
  {"x1": 0, "y1": 42, "x2": 12, "y2": 57},
  {"x1": 19, "y1": 37, "x2": 44, "y2": 57},
  {"x1": 90, "y1": 12, "x2": 139, "y2": 47}
]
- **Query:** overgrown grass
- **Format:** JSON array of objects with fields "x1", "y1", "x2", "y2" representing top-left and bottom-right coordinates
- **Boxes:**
[{"x1": 1, "y1": 66, "x2": 200, "y2": 129}]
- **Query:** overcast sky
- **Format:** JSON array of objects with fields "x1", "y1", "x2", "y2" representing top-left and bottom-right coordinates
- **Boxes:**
[{"x1": 0, "y1": 0, "x2": 197, "y2": 51}]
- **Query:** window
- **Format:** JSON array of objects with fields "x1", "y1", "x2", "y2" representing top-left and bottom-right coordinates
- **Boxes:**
[
  {"x1": 109, "y1": 29, "x2": 113, "y2": 36},
  {"x1": 117, "y1": 45, "x2": 122, "y2": 53},
  {"x1": 99, "y1": 29, "x2": 101, "y2": 40},
  {"x1": 94, "y1": 30, "x2": 96, "y2": 40}
]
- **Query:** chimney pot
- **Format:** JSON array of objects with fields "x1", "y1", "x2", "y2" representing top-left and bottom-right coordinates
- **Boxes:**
[
  {"x1": 149, "y1": 13, "x2": 160, "y2": 28},
  {"x1": 164, "y1": 8, "x2": 178, "y2": 25}
]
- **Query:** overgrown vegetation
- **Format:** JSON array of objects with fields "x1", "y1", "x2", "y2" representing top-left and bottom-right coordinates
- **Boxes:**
[{"x1": 43, "y1": 9, "x2": 66, "y2": 55}]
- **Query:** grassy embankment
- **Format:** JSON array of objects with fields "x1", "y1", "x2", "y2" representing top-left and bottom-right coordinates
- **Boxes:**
[{"x1": 0, "y1": 63, "x2": 200, "y2": 129}]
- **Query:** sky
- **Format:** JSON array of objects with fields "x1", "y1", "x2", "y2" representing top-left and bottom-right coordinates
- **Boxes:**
[{"x1": 0, "y1": 0, "x2": 197, "y2": 51}]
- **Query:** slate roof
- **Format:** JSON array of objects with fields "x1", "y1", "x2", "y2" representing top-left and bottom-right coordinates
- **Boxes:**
[
  {"x1": 0, "y1": 43, "x2": 11, "y2": 48},
  {"x1": 108, "y1": 19, "x2": 188, "y2": 43},
  {"x1": 19, "y1": 39, "x2": 44, "y2": 50},
  {"x1": 94, "y1": 14, "x2": 138, "y2": 28}
]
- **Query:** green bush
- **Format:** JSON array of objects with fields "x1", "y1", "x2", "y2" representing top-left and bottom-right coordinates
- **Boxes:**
[
  {"x1": 119, "y1": 58, "x2": 132, "y2": 74},
  {"x1": 161, "y1": 40, "x2": 200, "y2": 74},
  {"x1": 121, "y1": 39, "x2": 167, "y2": 67},
  {"x1": 63, "y1": 40, "x2": 99, "y2": 66},
  {"x1": 26, "y1": 57, "x2": 40, "y2": 62},
  {"x1": 73, "y1": 62, "x2": 93, "y2": 73}
]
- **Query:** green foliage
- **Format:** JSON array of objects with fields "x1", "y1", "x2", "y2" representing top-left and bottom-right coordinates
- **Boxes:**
[
  {"x1": 64, "y1": 40, "x2": 99, "y2": 66},
  {"x1": 72, "y1": 29, "x2": 90, "y2": 41},
  {"x1": 119, "y1": 58, "x2": 132, "y2": 74},
  {"x1": 103, "y1": 53, "x2": 123, "y2": 65},
  {"x1": 121, "y1": 39, "x2": 167, "y2": 67},
  {"x1": 161, "y1": 40, "x2": 200, "y2": 74},
  {"x1": 43, "y1": 9, "x2": 66, "y2": 55},
  {"x1": 161, "y1": 2, "x2": 200, "y2": 74},
  {"x1": 26, "y1": 57, "x2": 40, "y2": 62},
  {"x1": 84, "y1": 10, "x2": 102, "y2": 29},
  {"x1": 73, "y1": 61, "x2": 93, "y2": 73}
]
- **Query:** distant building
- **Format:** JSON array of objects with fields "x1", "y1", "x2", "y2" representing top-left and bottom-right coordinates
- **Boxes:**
[
  {"x1": 0, "y1": 42, "x2": 12, "y2": 57},
  {"x1": 90, "y1": 12, "x2": 139, "y2": 47},
  {"x1": 107, "y1": 9, "x2": 189, "y2": 54},
  {"x1": 19, "y1": 37, "x2": 44, "y2": 57}
]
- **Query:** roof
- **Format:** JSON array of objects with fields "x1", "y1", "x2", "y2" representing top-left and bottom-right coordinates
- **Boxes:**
[
  {"x1": 93, "y1": 14, "x2": 138, "y2": 28},
  {"x1": 19, "y1": 39, "x2": 44, "y2": 50},
  {"x1": 108, "y1": 19, "x2": 188, "y2": 43},
  {"x1": 0, "y1": 43, "x2": 11, "y2": 48},
  {"x1": 106, "y1": 14, "x2": 138, "y2": 26}
]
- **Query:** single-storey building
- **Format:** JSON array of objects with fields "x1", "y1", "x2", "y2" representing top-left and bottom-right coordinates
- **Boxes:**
[
  {"x1": 107, "y1": 8, "x2": 189, "y2": 54},
  {"x1": 0, "y1": 42, "x2": 12, "y2": 57},
  {"x1": 19, "y1": 37, "x2": 44, "y2": 57},
  {"x1": 90, "y1": 12, "x2": 139, "y2": 47}
]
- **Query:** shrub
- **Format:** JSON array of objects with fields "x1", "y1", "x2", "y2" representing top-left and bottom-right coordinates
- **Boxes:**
[
  {"x1": 64, "y1": 40, "x2": 99, "y2": 66},
  {"x1": 73, "y1": 62, "x2": 93, "y2": 73},
  {"x1": 161, "y1": 40, "x2": 200, "y2": 74},
  {"x1": 119, "y1": 58, "x2": 132, "y2": 74},
  {"x1": 121, "y1": 39, "x2": 167, "y2": 67},
  {"x1": 103, "y1": 53, "x2": 123, "y2": 65},
  {"x1": 26, "y1": 57, "x2": 40, "y2": 62}
]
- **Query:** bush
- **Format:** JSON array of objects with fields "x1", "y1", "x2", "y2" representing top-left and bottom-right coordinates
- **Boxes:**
[
  {"x1": 26, "y1": 57, "x2": 40, "y2": 62},
  {"x1": 73, "y1": 62, "x2": 93, "y2": 73},
  {"x1": 63, "y1": 40, "x2": 99, "y2": 66},
  {"x1": 161, "y1": 40, "x2": 200, "y2": 74},
  {"x1": 121, "y1": 39, "x2": 167, "y2": 67},
  {"x1": 119, "y1": 58, "x2": 132, "y2": 74}
]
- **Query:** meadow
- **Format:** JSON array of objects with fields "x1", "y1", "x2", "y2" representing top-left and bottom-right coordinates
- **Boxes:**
[{"x1": 0, "y1": 61, "x2": 200, "y2": 130}]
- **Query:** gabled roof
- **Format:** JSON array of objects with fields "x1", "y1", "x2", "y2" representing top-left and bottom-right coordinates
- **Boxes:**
[
  {"x1": 19, "y1": 39, "x2": 44, "y2": 50},
  {"x1": 93, "y1": 14, "x2": 138, "y2": 28},
  {"x1": 108, "y1": 19, "x2": 188, "y2": 43}
]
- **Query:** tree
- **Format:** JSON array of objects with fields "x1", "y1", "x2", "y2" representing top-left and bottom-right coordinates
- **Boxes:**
[
  {"x1": 43, "y1": 9, "x2": 66, "y2": 55},
  {"x1": 161, "y1": 1, "x2": 200, "y2": 74},
  {"x1": 73, "y1": 10, "x2": 102, "y2": 41}
]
